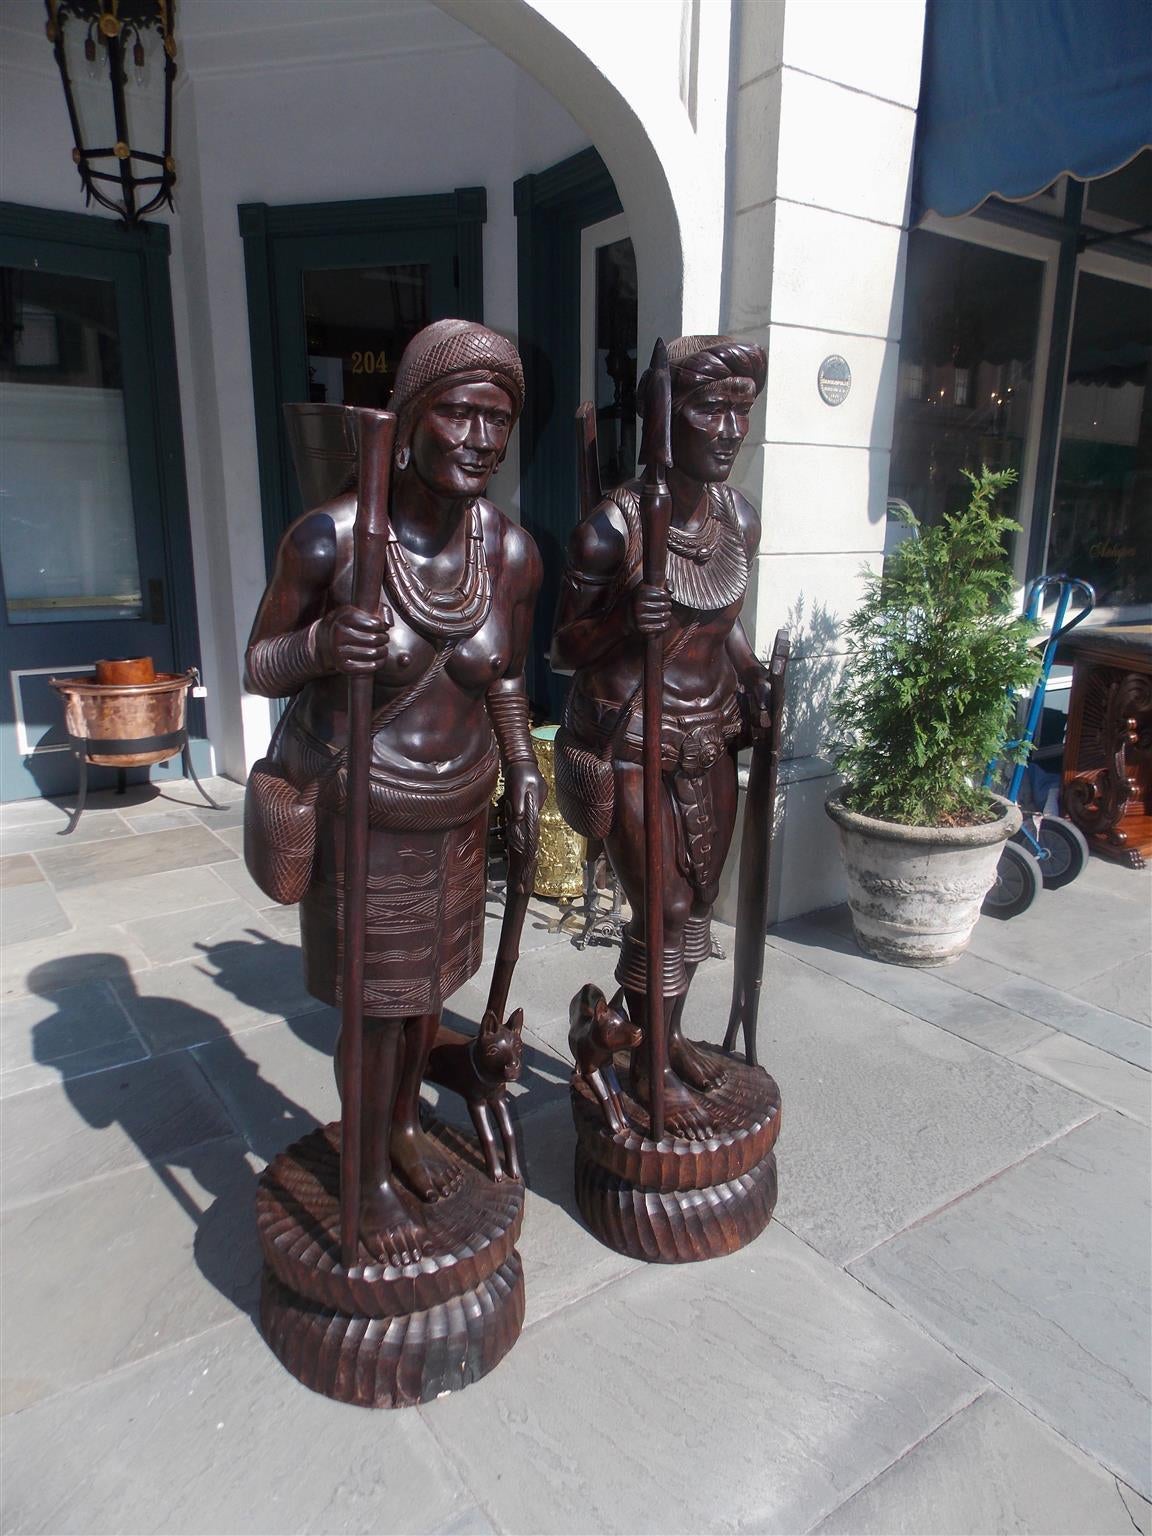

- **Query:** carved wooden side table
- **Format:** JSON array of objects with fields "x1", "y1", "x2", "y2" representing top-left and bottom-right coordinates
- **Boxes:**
[{"x1": 1058, "y1": 624, "x2": 1152, "y2": 869}]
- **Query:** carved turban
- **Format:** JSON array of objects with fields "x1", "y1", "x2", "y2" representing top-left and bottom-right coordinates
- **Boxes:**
[
  {"x1": 389, "y1": 319, "x2": 525, "y2": 440},
  {"x1": 639, "y1": 334, "x2": 768, "y2": 416}
]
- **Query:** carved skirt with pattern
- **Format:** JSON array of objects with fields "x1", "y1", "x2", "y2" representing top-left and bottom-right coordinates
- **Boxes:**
[{"x1": 281, "y1": 715, "x2": 498, "y2": 1016}]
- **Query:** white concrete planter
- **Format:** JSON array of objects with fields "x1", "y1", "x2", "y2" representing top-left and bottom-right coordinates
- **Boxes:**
[{"x1": 825, "y1": 793, "x2": 1022, "y2": 967}]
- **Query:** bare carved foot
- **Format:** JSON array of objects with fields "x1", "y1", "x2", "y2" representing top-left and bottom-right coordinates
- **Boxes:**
[
  {"x1": 669, "y1": 1032, "x2": 728, "y2": 1092},
  {"x1": 390, "y1": 1124, "x2": 464, "y2": 1202},
  {"x1": 359, "y1": 1178, "x2": 429, "y2": 1267},
  {"x1": 630, "y1": 1058, "x2": 716, "y2": 1141}
]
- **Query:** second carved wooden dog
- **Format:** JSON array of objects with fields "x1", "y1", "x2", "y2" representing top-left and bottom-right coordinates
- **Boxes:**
[
  {"x1": 568, "y1": 983, "x2": 643, "y2": 1135},
  {"x1": 426, "y1": 1009, "x2": 525, "y2": 1182}
]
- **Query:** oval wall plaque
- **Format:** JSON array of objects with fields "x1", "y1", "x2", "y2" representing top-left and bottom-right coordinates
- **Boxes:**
[{"x1": 817, "y1": 355, "x2": 851, "y2": 406}]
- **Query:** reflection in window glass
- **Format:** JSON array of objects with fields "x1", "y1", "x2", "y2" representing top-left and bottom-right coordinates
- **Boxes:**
[
  {"x1": 594, "y1": 238, "x2": 637, "y2": 487},
  {"x1": 1046, "y1": 273, "x2": 1151, "y2": 607},
  {"x1": 0, "y1": 267, "x2": 142, "y2": 625},
  {"x1": 889, "y1": 232, "x2": 1043, "y2": 530},
  {"x1": 302, "y1": 264, "x2": 429, "y2": 411}
]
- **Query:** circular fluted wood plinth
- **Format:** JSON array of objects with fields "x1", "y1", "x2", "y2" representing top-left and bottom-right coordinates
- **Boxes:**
[
  {"x1": 256, "y1": 1121, "x2": 525, "y2": 1407},
  {"x1": 572, "y1": 1044, "x2": 781, "y2": 1262},
  {"x1": 260, "y1": 1256, "x2": 525, "y2": 1409}
]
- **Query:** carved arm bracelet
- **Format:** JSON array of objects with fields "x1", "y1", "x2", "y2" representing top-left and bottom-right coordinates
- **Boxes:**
[
  {"x1": 487, "y1": 681, "x2": 535, "y2": 765},
  {"x1": 245, "y1": 618, "x2": 326, "y2": 697}
]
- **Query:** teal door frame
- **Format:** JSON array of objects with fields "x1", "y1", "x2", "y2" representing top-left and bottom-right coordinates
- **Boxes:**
[
  {"x1": 238, "y1": 188, "x2": 487, "y2": 570},
  {"x1": 0, "y1": 200, "x2": 203, "y2": 799},
  {"x1": 513, "y1": 149, "x2": 622, "y2": 718}
]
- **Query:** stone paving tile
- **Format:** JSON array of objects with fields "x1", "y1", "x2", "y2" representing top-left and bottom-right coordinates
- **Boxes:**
[
  {"x1": 1, "y1": 1138, "x2": 262, "y2": 1416},
  {"x1": 191, "y1": 1012, "x2": 339, "y2": 1163},
  {"x1": 0, "y1": 813, "x2": 133, "y2": 857},
  {"x1": 0, "y1": 1320, "x2": 473, "y2": 1536},
  {"x1": 942, "y1": 952, "x2": 1151, "y2": 1068},
  {"x1": 34, "y1": 824, "x2": 237, "y2": 892},
  {"x1": 811, "y1": 1388, "x2": 1149, "y2": 1536},
  {"x1": 421, "y1": 1222, "x2": 980, "y2": 1536},
  {"x1": 0, "y1": 853, "x2": 43, "y2": 885},
  {"x1": 0, "y1": 1037, "x2": 150, "y2": 1100},
  {"x1": 112, "y1": 776, "x2": 246, "y2": 814},
  {"x1": 767, "y1": 907, "x2": 1057, "y2": 1057},
  {"x1": 1070, "y1": 951, "x2": 1152, "y2": 1027},
  {"x1": 118, "y1": 807, "x2": 202, "y2": 834},
  {"x1": 210, "y1": 851, "x2": 281, "y2": 912},
  {"x1": 0, "y1": 1053, "x2": 235, "y2": 1210},
  {"x1": 1012, "y1": 1031, "x2": 1151, "y2": 1124},
  {"x1": 1, "y1": 925, "x2": 152, "y2": 1001},
  {"x1": 54, "y1": 863, "x2": 240, "y2": 930},
  {"x1": 212, "y1": 825, "x2": 244, "y2": 855},
  {"x1": 1, "y1": 879, "x2": 72, "y2": 944},
  {"x1": 678, "y1": 953, "x2": 1097, "y2": 1265},
  {"x1": 109, "y1": 926, "x2": 325, "y2": 1053},
  {"x1": 190, "y1": 799, "x2": 245, "y2": 829},
  {"x1": 125, "y1": 899, "x2": 275, "y2": 968},
  {"x1": 965, "y1": 870, "x2": 1150, "y2": 992},
  {"x1": 851, "y1": 1113, "x2": 1152, "y2": 1499},
  {"x1": 1, "y1": 977, "x2": 140, "y2": 1078},
  {"x1": 516, "y1": 1100, "x2": 641, "y2": 1331}
]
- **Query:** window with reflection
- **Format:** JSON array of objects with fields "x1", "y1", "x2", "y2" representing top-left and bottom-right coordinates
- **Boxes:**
[
  {"x1": 593, "y1": 237, "x2": 637, "y2": 488},
  {"x1": 0, "y1": 267, "x2": 142, "y2": 625},
  {"x1": 302, "y1": 264, "x2": 429, "y2": 410},
  {"x1": 889, "y1": 231, "x2": 1044, "y2": 529},
  {"x1": 1046, "y1": 273, "x2": 1151, "y2": 608}
]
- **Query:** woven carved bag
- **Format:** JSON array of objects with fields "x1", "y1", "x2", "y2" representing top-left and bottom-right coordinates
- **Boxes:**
[{"x1": 243, "y1": 718, "x2": 322, "y2": 905}]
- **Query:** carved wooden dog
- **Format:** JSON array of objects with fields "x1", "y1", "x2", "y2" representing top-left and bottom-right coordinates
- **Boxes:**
[
  {"x1": 426, "y1": 1008, "x2": 524, "y2": 1182},
  {"x1": 568, "y1": 983, "x2": 642, "y2": 1134}
]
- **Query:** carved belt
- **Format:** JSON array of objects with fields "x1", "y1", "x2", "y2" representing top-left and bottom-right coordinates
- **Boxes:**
[
  {"x1": 571, "y1": 692, "x2": 742, "y2": 776},
  {"x1": 281, "y1": 716, "x2": 499, "y2": 833}
]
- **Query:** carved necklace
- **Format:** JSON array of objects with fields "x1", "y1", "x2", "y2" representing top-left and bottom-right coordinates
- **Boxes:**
[
  {"x1": 384, "y1": 502, "x2": 492, "y2": 640},
  {"x1": 615, "y1": 484, "x2": 748, "y2": 613}
]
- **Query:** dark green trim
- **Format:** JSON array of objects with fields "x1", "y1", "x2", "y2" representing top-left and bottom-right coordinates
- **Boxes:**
[
  {"x1": 239, "y1": 189, "x2": 487, "y2": 570},
  {"x1": 1025, "y1": 181, "x2": 1084, "y2": 581},
  {"x1": 0, "y1": 202, "x2": 204, "y2": 753},
  {"x1": 0, "y1": 199, "x2": 171, "y2": 253},
  {"x1": 514, "y1": 148, "x2": 622, "y2": 716}
]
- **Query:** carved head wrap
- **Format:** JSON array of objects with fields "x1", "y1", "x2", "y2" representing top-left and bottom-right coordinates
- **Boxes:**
[
  {"x1": 389, "y1": 319, "x2": 525, "y2": 444},
  {"x1": 639, "y1": 334, "x2": 767, "y2": 416}
]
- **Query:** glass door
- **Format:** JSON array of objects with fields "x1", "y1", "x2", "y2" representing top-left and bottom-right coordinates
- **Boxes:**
[
  {"x1": 0, "y1": 234, "x2": 178, "y2": 800},
  {"x1": 1045, "y1": 270, "x2": 1151, "y2": 609},
  {"x1": 579, "y1": 213, "x2": 638, "y2": 493},
  {"x1": 272, "y1": 228, "x2": 458, "y2": 531}
]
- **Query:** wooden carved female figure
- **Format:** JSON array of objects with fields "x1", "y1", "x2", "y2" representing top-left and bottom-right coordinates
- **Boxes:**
[
  {"x1": 552, "y1": 335, "x2": 771, "y2": 1139},
  {"x1": 246, "y1": 320, "x2": 543, "y2": 1269}
]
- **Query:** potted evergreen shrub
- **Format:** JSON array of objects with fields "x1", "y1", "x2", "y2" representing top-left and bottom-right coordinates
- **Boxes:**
[{"x1": 826, "y1": 467, "x2": 1041, "y2": 965}]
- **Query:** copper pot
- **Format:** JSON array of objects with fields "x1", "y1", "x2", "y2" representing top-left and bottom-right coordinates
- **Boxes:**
[{"x1": 50, "y1": 671, "x2": 196, "y2": 767}]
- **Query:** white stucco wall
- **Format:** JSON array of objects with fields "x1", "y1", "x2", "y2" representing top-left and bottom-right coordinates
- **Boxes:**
[{"x1": 718, "y1": 0, "x2": 926, "y2": 920}]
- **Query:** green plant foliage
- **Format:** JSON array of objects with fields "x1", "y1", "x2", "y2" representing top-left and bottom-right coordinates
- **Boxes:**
[{"x1": 831, "y1": 467, "x2": 1041, "y2": 826}]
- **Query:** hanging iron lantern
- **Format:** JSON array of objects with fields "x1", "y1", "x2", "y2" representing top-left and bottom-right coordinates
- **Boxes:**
[{"x1": 44, "y1": 0, "x2": 177, "y2": 224}]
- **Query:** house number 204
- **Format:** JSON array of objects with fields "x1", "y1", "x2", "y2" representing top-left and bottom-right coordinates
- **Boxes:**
[{"x1": 351, "y1": 351, "x2": 387, "y2": 375}]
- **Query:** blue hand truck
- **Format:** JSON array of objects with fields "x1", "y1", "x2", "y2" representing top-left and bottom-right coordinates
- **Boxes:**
[{"x1": 981, "y1": 574, "x2": 1096, "y2": 919}]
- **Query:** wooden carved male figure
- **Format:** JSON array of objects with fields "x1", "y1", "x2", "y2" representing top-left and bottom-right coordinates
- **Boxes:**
[{"x1": 552, "y1": 335, "x2": 772, "y2": 1138}]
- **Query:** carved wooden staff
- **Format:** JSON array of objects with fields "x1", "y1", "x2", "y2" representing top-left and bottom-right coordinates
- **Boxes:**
[
  {"x1": 483, "y1": 790, "x2": 540, "y2": 1033},
  {"x1": 340, "y1": 406, "x2": 397, "y2": 1269},
  {"x1": 723, "y1": 627, "x2": 790, "y2": 1067},
  {"x1": 639, "y1": 339, "x2": 673, "y2": 1142}
]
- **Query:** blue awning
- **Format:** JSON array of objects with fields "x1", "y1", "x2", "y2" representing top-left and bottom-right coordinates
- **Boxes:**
[{"x1": 912, "y1": 0, "x2": 1152, "y2": 222}]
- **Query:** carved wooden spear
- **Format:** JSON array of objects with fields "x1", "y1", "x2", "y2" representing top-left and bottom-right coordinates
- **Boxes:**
[
  {"x1": 639, "y1": 339, "x2": 673, "y2": 1142},
  {"x1": 723, "y1": 627, "x2": 790, "y2": 1066},
  {"x1": 340, "y1": 407, "x2": 397, "y2": 1269}
]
